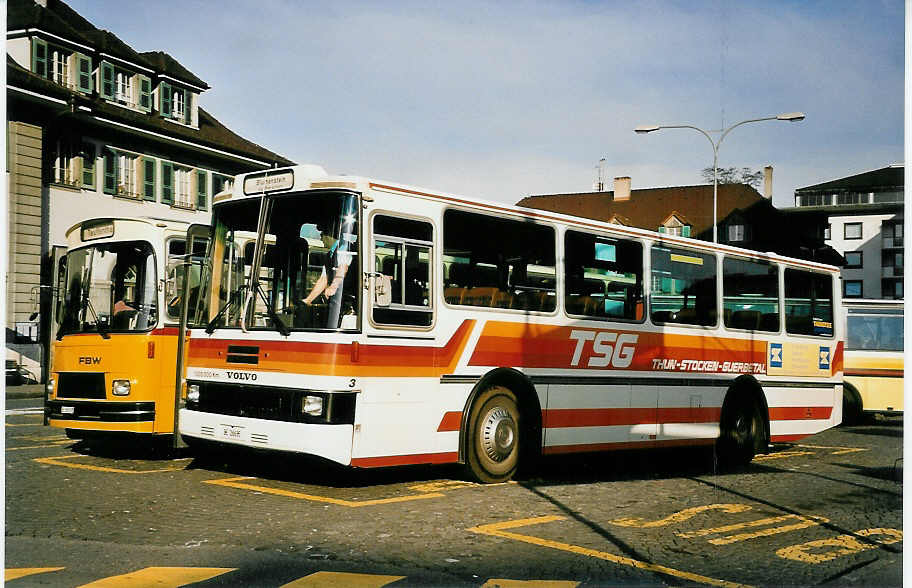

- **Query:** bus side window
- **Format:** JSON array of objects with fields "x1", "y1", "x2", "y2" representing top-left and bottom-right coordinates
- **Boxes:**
[
  {"x1": 443, "y1": 209, "x2": 556, "y2": 313},
  {"x1": 372, "y1": 215, "x2": 433, "y2": 327},
  {"x1": 784, "y1": 269, "x2": 833, "y2": 337},
  {"x1": 650, "y1": 245, "x2": 717, "y2": 327},
  {"x1": 722, "y1": 256, "x2": 779, "y2": 332},
  {"x1": 564, "y1": 230, "x2": 643, "y2": 321}
]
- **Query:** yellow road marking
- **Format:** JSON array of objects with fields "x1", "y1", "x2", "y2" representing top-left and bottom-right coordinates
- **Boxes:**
[
  {"x1": 483, "y1": 580, "x2": 580, "y2": 587},
  {"x1": 777, "y1": 528, "x2": 903, "y2": 564},
  {"x1": 609, "y1": 504, "x2": 753, "y2": 528},
  {"x1": 408, "y1": 480, "x2": 482, "y2": 493},
  {"x1": 754, "y1": 451, "x2": 815, "y2": 462},
  {"x1": 205, "y1": 476, "x2": 446, "y2": 507},
  {"x1": 281, "y1": 571, "x2": 406, "y2": 587},
  {"x1": 5, "y1": 567, "x2": 65, "y2": 581},
  {"x1": 468, "y1": 516, "x2": 753, "y2": 588},
  {"x1": 34, "y1": 454, "x2": 191, "y2": 474},
  {"x1": 8, "y1": 440, "x2": 72, "y2": 451},
  {"x1": 78, "y1": 567, "x2": 235, "y2": 587},
  {"x1": 677, "y1": 514, "x2": 828, "y2": 545},
  {"x1": 796, "y1": 444, "x2": 868, "y2": 455}
]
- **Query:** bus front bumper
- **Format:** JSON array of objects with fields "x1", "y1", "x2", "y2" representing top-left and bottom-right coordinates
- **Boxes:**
[{"x1": 47, "y1": 400, "x2": 156, "y2": 434}]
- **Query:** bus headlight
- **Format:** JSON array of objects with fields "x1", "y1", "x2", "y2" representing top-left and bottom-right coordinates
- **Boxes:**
[
  {"x1": 112, "y1": 379, "x2": 131, "y2": 396},
  {"x1": 302, "y1": 395, "x2": 323, "y2": 417},
  {"x1": 187, "y1": 384, "x2": 200, "y2": 404}
]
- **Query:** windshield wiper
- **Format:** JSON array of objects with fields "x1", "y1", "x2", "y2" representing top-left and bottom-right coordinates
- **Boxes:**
[
  {"x1": 252, "y1": 279, "x2": 290, "y2": 337},
  {"x1": 82, "y1": 298, "x2": 110, "y2": 340},
  {"x1": 205, "y1": 288, "x2": 243, "y2": 334}
]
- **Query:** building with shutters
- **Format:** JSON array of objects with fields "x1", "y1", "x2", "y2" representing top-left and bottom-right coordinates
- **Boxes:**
[{"x1": 7, "y1": 0, "x2": 294, "y2": 378}]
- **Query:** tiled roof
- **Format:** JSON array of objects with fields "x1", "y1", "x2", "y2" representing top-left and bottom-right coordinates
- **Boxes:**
[
  {"x1": 519, "y1": 183, "x2": 768, "y2": 236},
  {"x1": 8, "y1": 0, "x2": 209, "y2": 89},
  {"x1": 139, "y1": 51, "x2": 209, "y2": 89}
]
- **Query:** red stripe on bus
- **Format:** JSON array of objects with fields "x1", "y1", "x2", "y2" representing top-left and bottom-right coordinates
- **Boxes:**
[
  {"x1": 351, "y1": 451, "x2": 459, "y2": 468},
  {"x1": 542, "y1": 407, "x2": 723, "y2": 428},
  {"x1": 437, "y1": 411, "x2": 463, "y2": 432},
  {"x1": 151, "y1": 327, "x2": 180, "y2": 336},
  {"x1": 831, "y1": 341, "x2": 844, "y2": 376},
  {"x1": 768, "y1": 406, "x2": 833, "y2": 420},
  {"x1": 543, "y1": 438, "x2": 715, "y2": 455},
  {"x1": 770, "y1": 434, "x2": 811, "y2": 442},
  {"x1": 845, "y1": 368, "x2": 904, "y2": 378}
]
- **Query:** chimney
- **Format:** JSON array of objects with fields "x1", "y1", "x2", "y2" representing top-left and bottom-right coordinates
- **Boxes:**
[
  {"x1": 763, "y1": 165, "x2": 773, "y2": 199},
  {"x1": 614, "y1": 176, "x2": 631, "y2": 201}
]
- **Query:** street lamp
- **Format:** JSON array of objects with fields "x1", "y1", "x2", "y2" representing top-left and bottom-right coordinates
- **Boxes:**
[{"x1": 634, "y1": 112, "x2": 805, "y2": 243}]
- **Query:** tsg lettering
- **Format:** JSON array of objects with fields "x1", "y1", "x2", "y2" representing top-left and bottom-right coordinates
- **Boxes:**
[
  {"x1": 569, "y1": 330, "x2": 639, "y2": 368},
  {"x1": 226, "y1": 371, "x2": 257, "y2": 381}
]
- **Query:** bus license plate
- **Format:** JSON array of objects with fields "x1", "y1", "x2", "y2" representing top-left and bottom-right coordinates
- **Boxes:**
[
  {"x1": 220, "y1": 424, "x2": 247, "y2": 442},
  {"x1": 61, "y1": 406, "x2": 75, "y2": 415}
]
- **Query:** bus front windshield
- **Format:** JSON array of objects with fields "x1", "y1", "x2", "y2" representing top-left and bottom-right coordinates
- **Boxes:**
[
  {"x1": 196, "y1": 191, "x2": 360, "y2": 332},
  {"x1": 58, "y1": 241, "x2": 158, "y2": 335}
]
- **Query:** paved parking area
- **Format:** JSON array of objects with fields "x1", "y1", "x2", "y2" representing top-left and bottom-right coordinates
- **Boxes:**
[{"x1": 5, "y1": 401, "x2": 903, "y2": 586}]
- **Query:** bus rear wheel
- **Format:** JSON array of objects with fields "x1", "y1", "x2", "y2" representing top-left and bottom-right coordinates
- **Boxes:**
[
  {"x1": 465, "y1": 386, "x2": 520, "y2": 483},
  {"x1": 717, "y1": 395, "x2": 763, "y2": 467}
]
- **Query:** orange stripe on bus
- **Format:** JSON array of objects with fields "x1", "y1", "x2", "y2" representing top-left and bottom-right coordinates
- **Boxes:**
[
  {"x1": 351, "y1": 451, "x2": 459, "y2": 468},
  {"x1": 437, "y1": 411, "x2": 463, "y2": 432},
  {"x1": 768, "y1": 406, "x2": 833, "y2": 420}
]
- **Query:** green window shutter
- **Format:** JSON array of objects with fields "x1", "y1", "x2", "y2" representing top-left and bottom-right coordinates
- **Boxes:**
[
  {"x1": 160, "y1": 82, "x2": 172, "y2": 117},
  {"x1": 682, "y1": 225, "x2": 691, "y2": 237},
  {"x1": 138, "y1": 76, "x2": 152, "y2": 112},
  {"x1": 76, "y1": 54, "x2": 93, "y2": 93},
  {"x1": 143, "y1": 157, "x2": 156, "y2": 201},
  {"x1": 32, "y1": 38, "x2": 48, "y2": 78},
  {"x1": 185, "y1": 90, "x2": 193, "y2": 124},
  {"x1": 100, "y1": 62, "x2": 115, "y2": 99},
  {"x1": 658, "y1": 226, "x2": 666, "y2": 234},
  {"x1": 196, "y1": 170, "x2": 208, "y2": 210},
  {"x1": 81, "y1": 143, "x2": 96, "y2": 188},
  {"x1": 103, "y1": 149, "x2": 117, "y2": 194},
  {"x1": 161, "y1": 161, "x2": 173, "y2": 204}
]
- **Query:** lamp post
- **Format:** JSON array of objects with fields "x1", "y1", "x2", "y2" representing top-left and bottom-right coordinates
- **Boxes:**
[{"x1": 635, "y1": 112, "x2": 805, "y2": 243}]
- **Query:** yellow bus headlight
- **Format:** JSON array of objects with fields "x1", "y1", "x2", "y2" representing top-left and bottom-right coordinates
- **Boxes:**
[{"x1": 112, "y1": 379, "x2": 131, "y2": 396}]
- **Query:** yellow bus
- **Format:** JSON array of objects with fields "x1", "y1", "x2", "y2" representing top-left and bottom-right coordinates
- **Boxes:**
[
  {"x1": 46, "y1": 217, "x2": 207, "y2": 443},
  {"x1": 179, "y1": 165, "x2": 844, "y2": 482},
  {"x1": 842, "y1": 299, "x2": 903, "y2": 423}
]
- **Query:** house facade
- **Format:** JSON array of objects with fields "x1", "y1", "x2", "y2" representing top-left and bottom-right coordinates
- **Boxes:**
[
  {"x1": 7, "y1": 0, "x2": 295, "y2": 378},
  {"x1": 518, "y1": 177, "x2": 837, "y2": 264},
  {"x1": 789, "y1": 165, "x2": 903, "y2": 300}
]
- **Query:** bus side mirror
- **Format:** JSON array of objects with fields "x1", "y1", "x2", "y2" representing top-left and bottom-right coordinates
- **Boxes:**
[{"x1": 374, "y1": 274, "x2": 392, "y2": 307}]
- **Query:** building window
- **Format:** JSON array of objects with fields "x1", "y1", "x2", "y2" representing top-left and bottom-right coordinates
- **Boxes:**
[
  {"x1": 823, "y1": 223, "x2": 831, "y2": 240},
  {"x1": 52, "y1": 140, "x2": 78, "y2": 186},
  {"x1": 843, "y1": 280, "x2": 863, "y2": 298},
  {"x1": 843, "y1": 251, "x2": 863, "y2": 269},
  {"x1": 728, "y1": 224, "x2": 748, "y2": 242},
  {"x1": 172, "y1": 89, "x2": 185, "y2": 120},
  {"x1": 212, "y1": 174, "x2": 233, "y2": 195},
  {"x1": 50, "y1": 47, "x2": 70, "y2": 87},
  {"x1": 115, "y1": 71, "x2": 133, "y2": 105},
  {"x1": 173, "y1": 167, "x2": 193, "y2": 208},
  {"x1": 844, "y1": 222, "x2": 863, "y2": 240},
  {"x1": 80, "y1": 142, "x2": 96, "y2": 189},
  {"x1": 103, "y1": 149, "x2": 142, "y2": 199}
]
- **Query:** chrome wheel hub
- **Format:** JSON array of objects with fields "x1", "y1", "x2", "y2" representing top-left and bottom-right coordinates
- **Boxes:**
[{"x1": 481, "y1": 407, "x2": 516, "y2": 462}]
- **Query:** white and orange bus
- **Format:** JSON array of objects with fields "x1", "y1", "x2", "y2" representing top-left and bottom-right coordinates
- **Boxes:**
[
  {"x1": 179, "y1": 165, "x2": 844, "y2": 482},
  {"x1": 47, "y1": 217, "x2": 207, "y2": 444},
  {"x1": 841, "y1": 299, "x2": 903, "y2": 423}
]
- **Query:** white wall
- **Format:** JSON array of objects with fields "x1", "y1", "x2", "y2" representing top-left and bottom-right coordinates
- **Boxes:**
[
  {"x1": 825, "y1": 212, "x2": 897, "y2": 298},
  {"x1": 7, "y1": 37, "x2": 31, "y2": 70}
]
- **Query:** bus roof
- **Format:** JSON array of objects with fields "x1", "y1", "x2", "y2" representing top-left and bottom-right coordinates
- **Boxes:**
[{"x1": 216, "y1": 164, "x2": 842, "y2": 274}]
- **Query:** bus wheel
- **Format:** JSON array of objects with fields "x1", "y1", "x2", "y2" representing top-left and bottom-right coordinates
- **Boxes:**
[
  {"x1": 466, "y1": 385, "x2": 520, "y2": 483},
  {"x1": 842, "y1": 385, "x2": 863, "y2": 426},
  {"x1": 717, "y1": 395, "x2": 763, "y2": 467}
]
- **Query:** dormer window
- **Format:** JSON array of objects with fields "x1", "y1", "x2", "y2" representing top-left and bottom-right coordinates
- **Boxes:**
[
  {"x1": 115, "y1": 71, "x2": 132, "y2": 105},
  {"x1": 158, "y1": 82, "x2": 193, "y2": 125},
  {"x1": 30, "y1": 37, "x2": 92, "y2": 93}
]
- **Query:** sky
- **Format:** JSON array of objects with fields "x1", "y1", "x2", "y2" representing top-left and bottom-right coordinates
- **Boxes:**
[{"x1": 63, "y1": 0, "x2": 904, "y2": 208}]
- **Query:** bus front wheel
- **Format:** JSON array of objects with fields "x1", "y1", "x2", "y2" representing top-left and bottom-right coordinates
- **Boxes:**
[
  {"x1": 465, "y1": 386, "x2": 520, "y2": 483},
  {"x1": 717, "y1": 395, "x2": 764, "y2": 467}
]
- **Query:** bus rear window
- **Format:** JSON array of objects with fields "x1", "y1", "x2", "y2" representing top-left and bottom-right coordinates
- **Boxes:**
[{"x1": 784, "y1": 269, "x2": 833, "y2": 337}]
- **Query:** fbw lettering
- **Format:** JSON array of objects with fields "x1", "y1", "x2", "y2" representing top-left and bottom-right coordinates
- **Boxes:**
[
  {"x1": 78, "y1": 356, "x2": 101, "y2": 365},
  {"x1": 569, "y1": 330, "x2": 639, "y2": 368}
]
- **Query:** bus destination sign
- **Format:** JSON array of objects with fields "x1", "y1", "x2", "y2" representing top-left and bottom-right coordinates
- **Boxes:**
[
  {"x1": 81, "y1": 221, "x2": 115, "y2": 241},
  {"x1": 243, "y1": 171, "x2": 294, "y2": 195}
]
